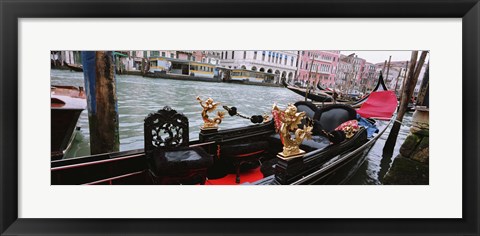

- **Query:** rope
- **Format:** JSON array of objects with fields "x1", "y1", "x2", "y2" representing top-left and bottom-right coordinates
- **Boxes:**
[{"x1": 223, "y1": 105, "x2": 264, "y2": 124}]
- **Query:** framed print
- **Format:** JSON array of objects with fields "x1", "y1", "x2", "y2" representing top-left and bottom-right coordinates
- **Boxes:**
[{"x1": 1, "y1": 0, "x2": 479, "y2": 235}]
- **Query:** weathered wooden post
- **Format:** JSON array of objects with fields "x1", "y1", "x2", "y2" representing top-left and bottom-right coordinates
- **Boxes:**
[
  {"x1": 416, "y1": 63, "x2": 429, "y2": 107},
  {"x1": 383, "y1": 51, "x2": 428, "y2": 158},
  {"x1": 81, "y1": 51, "x2": 120, "y2": 155},
  {"x1": 385, "y1": 55, "x2": 392, "y2": 86},
  {"x1": 141, "y1": 58, "x2": 145, "y2": 75},
  {"x1": 395, "y1": 61, "x2": 409, "y2": 96},
  {"x1": 305, "y1": 59, "x2": 315, "y2": 102},
  {"x1": 381, "y1": 60, "x2": 387, "y2": 76}
]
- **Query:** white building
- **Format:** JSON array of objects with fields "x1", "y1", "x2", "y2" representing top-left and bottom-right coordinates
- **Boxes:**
[
  {"x1": 215, "y1": 50, "x2": 298, "y2": 83},
  {"x1": 375, "y1": 61, "x2": 428, "y2": 97},
  {"x1": 123, "y1": 51, "x2": 178, "y2": 71},
  {"x1": 51, "y1": 51, "x2": 82, "y2": 66}
]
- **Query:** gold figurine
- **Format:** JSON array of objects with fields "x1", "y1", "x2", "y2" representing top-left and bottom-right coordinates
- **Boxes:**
[
  {"x1": 196, "y1": 96, "x2": 225, "y2": 130},
  {"x1": 272, "y1": 103, "x2": 313, "y2": 159}
]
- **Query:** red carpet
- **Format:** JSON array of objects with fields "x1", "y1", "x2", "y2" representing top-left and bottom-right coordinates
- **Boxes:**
[{"x1": 205, "y1": 167, "x2": 264, "y2": 185}]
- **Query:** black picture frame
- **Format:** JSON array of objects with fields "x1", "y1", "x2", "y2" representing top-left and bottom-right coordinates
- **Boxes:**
[{"x1": 1, "y1": 0, "x2": 479, "y2": 235}]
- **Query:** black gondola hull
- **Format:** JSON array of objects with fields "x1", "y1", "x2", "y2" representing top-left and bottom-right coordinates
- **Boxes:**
[{"x1": 51, "y1": 117, "x2": 390, "y2": 185}]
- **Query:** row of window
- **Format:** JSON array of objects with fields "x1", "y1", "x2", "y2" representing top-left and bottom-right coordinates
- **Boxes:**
[
  {"x1": 142, "y1": 51, "x2": 176, "y2": 59},
  {"x1": 143, "y1": 51, "x2": 199, "y2": 62},
  {"x1": 302, "y1": 73, "x2": 333, "y2": 79},
  {"x1": 300, "y1": 61, "x2": 334, "y2": 74},
  {"x1": 220, "y1": 51, "x2": 296, "y2": 67},
  {"x1": 231, "y1": 71, "x2": 274, "y2": 79},
  {"x1": 302, "y1": 51, "x2": 337, "y2": 62},
  {"x1": 190, "y1": 65, "x2": 214, "y2": 72}
]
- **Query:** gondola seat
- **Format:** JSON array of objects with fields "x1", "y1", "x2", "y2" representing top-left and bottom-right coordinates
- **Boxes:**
[
  {"x1": 144, "y1": 106, "x2": 213, "y2": 185},
  {"x1": 268, "y1": 103, "x2": 358, "y2": 153},
  {"x1": 220, "y1": 141, "x2": 269, "y2": 183},
  {"x1": 315, "y1": 104, "x2": 357, "y2": 132},
  {"x1": 294, "y1": 101, "x2": 320, "y2": 120},
  {"x1": 149, "y1": 147, "x2": 213, "y2": 184},
  {"x1": 293, "y1": 102, "x2": 358, "y2": 133}
]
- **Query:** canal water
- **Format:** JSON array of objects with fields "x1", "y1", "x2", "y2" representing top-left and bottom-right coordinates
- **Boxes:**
[{"x1": 51, "y1": 69, "x2": 413, "y2": 185}]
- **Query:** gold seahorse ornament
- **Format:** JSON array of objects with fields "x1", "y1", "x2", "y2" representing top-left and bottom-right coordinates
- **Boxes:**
[
  {"x1": 272, "y1": 103, "x2": 313, "y2": 159},
  {"x1": 196, "y1": 96, "x2": 225, "y2": 130}
]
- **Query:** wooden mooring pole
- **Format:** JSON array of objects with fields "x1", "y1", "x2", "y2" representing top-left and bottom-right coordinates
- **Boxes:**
[
  {"x1": 395, "y1": 61, "x2": 409, "y2": 97},
  {"x1": 305, "y1": 59, "x2": 315, "y2": 102},
  {"x1": 416, "y1": 63, "x2": 429, "y2": 107},
  {"x1": 81, "y1": 51, "x2": 120, "y2": 155},
  {"x1": 381, "y1": 60, "x2": 387, "y2": 76},
  {"x1": 385, "y1": 55, "x2": 392, "y2": 87},
  {"x1": 383, "y1": 51, "x2": 428, "y2": 158}
]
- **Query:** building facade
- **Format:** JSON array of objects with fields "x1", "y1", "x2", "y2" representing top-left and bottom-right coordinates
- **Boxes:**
[
  {"x1": 296, "y1": 50, "x2": 340, "y2": 88},
  {"x1": 335, "y1": 54, "x2": 366, "y2": 94},
  {"x1": 123, "y1": 51, "x2": 178, "y2": 71},
  {"x1": 216, "y1": 50, "x2": 298, "y2": 83},
  {"x1": 335, "y1": 54, "x2": 354, "y2": 92},
  {"x1": 51, "y1": 51, "x2": 82, "y2": 66},
  {"x1": 361, "y1": 62, "x2": 379, "y2": 93}
]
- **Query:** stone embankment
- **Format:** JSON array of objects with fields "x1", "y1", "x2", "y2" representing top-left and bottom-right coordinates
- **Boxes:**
[{"x1": 383, "y1": 107, "x2": 429, "y2": 185}]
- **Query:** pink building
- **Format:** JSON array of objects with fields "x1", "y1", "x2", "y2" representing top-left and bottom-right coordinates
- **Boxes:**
[
  {"x1": 361, "y1": 62, "x2": 379, "y2": 92},
  {"x1": 176, "y1": 51, "x2": 219, "y2": 63},
  {"x1": 336, "y1": 54, "x2": 366, "y2": 93},
  {"x1": 295, "y1": 50, "x2": 340, "y2": 88},
  {"x1": 350, "y1": 55, "x2": 366, "y2": 83},
  {"x1": 192, "y1": 51, "x2": 221, "y2": 64},
  {"x1": 176, "y1": 51, "x2": 191, "y2": 60}
]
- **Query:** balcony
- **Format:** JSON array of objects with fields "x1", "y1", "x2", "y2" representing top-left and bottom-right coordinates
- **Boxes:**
[
  {"x1": 309, "y1": 56, "x2": 333, "y2": 63},
  {"x1": 220, "y1": 58, "x2": 297, "y2": 70}
]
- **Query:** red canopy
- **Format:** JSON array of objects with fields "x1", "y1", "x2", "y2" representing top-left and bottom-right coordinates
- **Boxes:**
[{"x1": 357, "y1": 91, "x2": 397, "y2": 119}]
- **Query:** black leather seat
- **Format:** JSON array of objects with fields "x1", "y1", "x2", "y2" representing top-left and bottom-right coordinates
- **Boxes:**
[
  {"x1": 294, "y1": 101, "x2": 320, "y2": 120},
  {"x1": 316, "y1": 104, "x2": 357, "y2": 132},
  {"x1": 268, "y1": 103, "x2": 357, "y2": 153},
  {"x1": 151, "y1": 147, "x2": 213, "y2": 173},
  {"x1": 144, "y1": 106, "x2": 213, "y2": 185},
  {"x1": 220, "y1": 141, "x2": 269, "y2": 183},
  {"x1": 293, "y1": 102, "x2": 357, "y2": 133}
]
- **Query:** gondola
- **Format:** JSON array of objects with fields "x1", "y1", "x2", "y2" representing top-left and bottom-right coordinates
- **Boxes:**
[
  {"x1": 314, "y1": 74, "x2": 389, "y2": 108},
  {"x1": 51, "y1": 85, "x2": 87, "y2": 160},
  {"x1": 282, "y1": 80, "x2": 334, "y2": 102},
  {"x1": 66, "y1": 63, "x2": 84, "y2": 72},
  {"x1": 349, "y1": 74, "x2": 388, "y2": 107},
  {"x1": 51, "y1": 86, "x2": 397, "y2": 185},
  {"x1": 316, "y1": 83, "x2": 336, "y2": 96}
]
